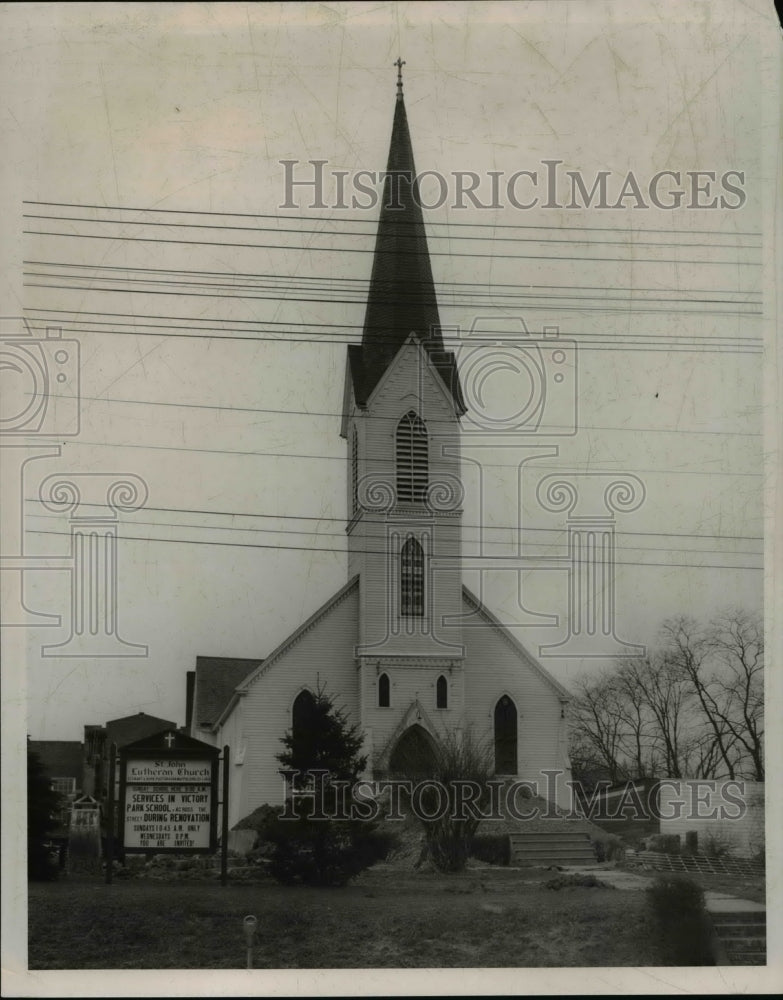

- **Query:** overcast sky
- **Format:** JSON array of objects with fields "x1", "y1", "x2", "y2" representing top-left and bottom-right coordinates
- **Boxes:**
[{"x1": 0, "y1": 2, "x2": 775, "y2": 743}]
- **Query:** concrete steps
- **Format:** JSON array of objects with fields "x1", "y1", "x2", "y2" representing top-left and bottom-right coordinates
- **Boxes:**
[
  {"x1": 509, "y1": 831, "x2": 595, "y2": 867},
  {"x1": 710, "y1": 909, "x2": 766, "y2": 966}
]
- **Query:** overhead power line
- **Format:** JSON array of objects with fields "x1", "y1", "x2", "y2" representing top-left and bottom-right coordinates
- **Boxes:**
[
  {"x1": 29, "y1": 528, "x2": 763, "y2": 571},
  {"x1": 23, "y1": 230, "x2": 762, "y2": 267},
  {"x1": 24, "y1": 260, "x2": 762, "y2": 298},
  {"x1": 22, "y1": 199, "x2": 763, "y2": 237},
  {"x1": 54, "y1": 390, "x2": 764, "y2": 437},
  {"x1": 21, "y1": 213, "x2": 762, "y2": 251},
  {"x1": 52, "y1": 437, "x2": 766, "y2": 476},
  {"x1": 24, "y1": 275, "x2": 762, "y2": 316},
  {"x1": 23, "y1": 497, "x2": 762, "y2": 541},
  {"x1": 26, "y1": 510, "x2": 763, "y2": 558},
  {"x1": 23, "y1": 323, "x2": 764, "y2": 356},
  {"x1": 23, "y1": 310, "x2": 763, "y2": 354}
]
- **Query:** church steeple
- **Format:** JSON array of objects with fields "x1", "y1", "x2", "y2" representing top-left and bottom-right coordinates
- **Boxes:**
[{"x1": 347, "y1": 65, "x2": 465, "y2": 413}]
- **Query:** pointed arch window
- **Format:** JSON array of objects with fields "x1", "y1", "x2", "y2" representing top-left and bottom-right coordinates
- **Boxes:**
[
  {"x1": 351, "y1": 426, "x2": 359, "y2": 514},
  {"x1": 378, "y1": 672, "x2": 390, "y2": 708},
  {"x1": 436, "y1": 674, "x2": 448, "y2": 710},
  {"x1": 494, "y1": 695, "x2": 518, "y2": 774},
  {"x1": 396, "y1": 411, "x2": 428, "y2": 503},
  {"x1": 400, "y1": 536, "x2": 425, "y2": 617},
  {"x1": 292, "y1": 690, "x2": 316, "y2": 742}
]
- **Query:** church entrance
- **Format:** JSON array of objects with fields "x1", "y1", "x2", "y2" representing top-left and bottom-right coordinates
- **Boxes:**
[{"x1": 388, "y1": 724, "x2": 438, "y2": 778}]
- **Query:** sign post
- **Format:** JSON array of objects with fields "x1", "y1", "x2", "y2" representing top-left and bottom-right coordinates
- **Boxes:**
[
  {"x1": 105, "y1": 743, "x2": 116, "y2": 884},
  {"x1": 221, "y1": 745, "x2": 230, "y2": 886}
]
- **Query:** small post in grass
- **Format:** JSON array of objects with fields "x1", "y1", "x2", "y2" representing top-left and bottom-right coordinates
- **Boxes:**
[{"x1": 243, "y1": 914, "x2": 258, "y2": 968}]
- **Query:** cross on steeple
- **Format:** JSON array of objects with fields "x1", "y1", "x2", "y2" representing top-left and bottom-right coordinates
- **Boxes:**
[{"x1": 394, "y1": 57, "x2": 406, "y2": 99}]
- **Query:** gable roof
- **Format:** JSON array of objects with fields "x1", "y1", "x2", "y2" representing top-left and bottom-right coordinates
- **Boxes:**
[
  {"x1": 104, "y1": 712, "x2": 179, "y2": 748},
  {"x1": 193, "y1": 656, "x2": 260, "y2": 728},
  {"x1": 120, "y1": 729, "x2": 219, "y2": 755},
  {"x1": 213, "y1": 575, "x2": 360, "y2": 730},
  {"x1": 461, "y1": 585, "x2": 572, "y2": 701}
]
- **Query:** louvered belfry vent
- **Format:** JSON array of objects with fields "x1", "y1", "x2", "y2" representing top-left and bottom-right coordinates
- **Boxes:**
[{"x1": 396, "y1": 411, "x2": 428, "y2": 504}]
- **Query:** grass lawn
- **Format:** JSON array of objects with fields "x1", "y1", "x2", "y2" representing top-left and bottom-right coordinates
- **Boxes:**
[{"x1": 28, "y1": 866, "x2": 663, "y2": 969}]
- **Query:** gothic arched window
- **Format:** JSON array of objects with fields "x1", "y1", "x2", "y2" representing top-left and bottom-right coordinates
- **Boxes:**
[
  {"x1": 494, "y1": 695, "x2": 518, "y2": 774},
  {"x1": 436, "y1": 674, "x2": 448, "y2": 709},
  {"x1": 292, "y1": 689, "x2": 316, "y2": 742},
  {"x1": 396, "y1": 411, "x2": 428, "y2": 503},
  {"x1": 351, "y1": 426, "x2": 359, "y2": 514},
  {"x1": 400, "y1": 536, "x2": 425, "y2": 617},
  {"x1": 378, "y1": 672, "x2": 390, "y2": 708}
]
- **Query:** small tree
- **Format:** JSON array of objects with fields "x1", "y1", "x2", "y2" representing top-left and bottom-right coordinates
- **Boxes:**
[
  {"x1": 404, "y1": 727, "x2": 495, "y2": 873},
  {"x1": 27, "y1": 745, "x2": 62, "y2": 880},
  {"x1": 267, "y1": 685, "x2": 382, "y2": 886}
]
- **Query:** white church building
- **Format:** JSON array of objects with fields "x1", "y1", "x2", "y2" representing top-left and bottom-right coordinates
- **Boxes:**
[{"x1": 187, "y1": 70, "x2": 573, "y2": 828}]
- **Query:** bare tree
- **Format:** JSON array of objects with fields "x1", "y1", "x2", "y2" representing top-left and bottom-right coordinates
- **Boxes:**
[
  {"x1": 662, "y1": 610, "x2": 764, "y2": 779},
  {"x1": 568, "y1": 609, "x2": 763, "y2": 782},
  {"x1": 704, "y1": 610, "x2": 763, "y2": 779},
  {"x1": 570, "y1": 672, "x2": 630, "y2": 784},
  {"x1": 619, "y1": 654, "x2": 696, "y2": 779}
]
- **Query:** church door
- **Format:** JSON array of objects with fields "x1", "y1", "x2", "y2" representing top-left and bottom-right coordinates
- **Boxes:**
[
  {"x1": 388, "y1": 724, "x2": 438, "y2": 778},
  {"x1": 494, "y1": 696, "x2": 518, "y2": 774}
]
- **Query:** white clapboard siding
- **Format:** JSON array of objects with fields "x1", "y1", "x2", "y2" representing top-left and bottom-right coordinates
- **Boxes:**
[
  {"x1": 461, "y1": 590, "x2": 573, "y2": 810},
  {"x1": 218, "y1": 581, "x2": 360, "y2": 827}
]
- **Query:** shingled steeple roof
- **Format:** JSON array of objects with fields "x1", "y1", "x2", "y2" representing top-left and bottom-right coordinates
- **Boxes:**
[{"x1": 347, "y1": 66, "x2": 465, "y2": 412}]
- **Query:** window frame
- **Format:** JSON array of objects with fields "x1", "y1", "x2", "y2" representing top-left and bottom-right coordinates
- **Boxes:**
[
  {"x1": 378, "y1": 672, "x2": 391, "y2": 708},
  {"x1": 395, "y1": 410, "x2": 428, "y2": 505},
  {"x1": 400, "y1": 535, "x2": 425, "y2": 618},
  {"x1": 436, "y1": 674, "x2": 448, "y2": 709}
]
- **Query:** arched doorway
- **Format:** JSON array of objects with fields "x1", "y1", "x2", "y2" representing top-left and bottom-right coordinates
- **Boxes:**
[
  {"x1": 388, "y1": 724, "x2": 438, "y2": 778},
  {"x1": 494, "y1": 695, "x2": 518, "y2": 774}
]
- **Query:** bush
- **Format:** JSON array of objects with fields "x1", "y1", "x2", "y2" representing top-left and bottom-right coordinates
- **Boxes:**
[
  {"x1": 27, "y1": 747, "x2": 63, "y2": 881},
  {"x1": 401, "y1": 728, "x2": 495, "y2": 874},
  {"x1": 591, "y1": 832, "x2": 625, "y2": 862},
  {"x1": 646, "y1": 874, "x2": 713, "y2": 965},
  {"x1": 470, "y1": 833, "x2": 509, "y2": 866},
  {"x1": 545, "y1": 873, "x2": 613, "y2": 890},
  {"x1": 648, "y1": 833, "x2": 682, "y2": 854},
  {"x1": 701, "y1": 830, "x2": 737, "y2": 859}
]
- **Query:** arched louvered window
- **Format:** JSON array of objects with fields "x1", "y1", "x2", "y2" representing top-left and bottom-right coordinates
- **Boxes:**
[
  {"x1": 400, "y1": 537, "x2": 425, "y2": 618},
  {"x1": 378, "y1": 672, "x2": 390, "y2": 708},
  {"x1": 494, "y1": 695, "x2": 518, "y2": 774},
  {"x1": 396, "y1": 411, "x2": 428, "y2": 503},
  {"x1": 351, "y1": 427, "x2": 359, "y2": 514},
  {"x1": 436, "y1": 674, "x2": 448, "y2": 709}
]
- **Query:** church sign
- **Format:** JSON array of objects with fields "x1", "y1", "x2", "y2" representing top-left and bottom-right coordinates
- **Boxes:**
[{"x1": 118, "y1": 730, "x2": 220, "y2": 854}]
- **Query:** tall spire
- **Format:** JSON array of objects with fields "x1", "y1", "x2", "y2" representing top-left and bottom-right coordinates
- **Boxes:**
[{"x1": 348, "y1": 66, "x2": 464, "y2": 412}]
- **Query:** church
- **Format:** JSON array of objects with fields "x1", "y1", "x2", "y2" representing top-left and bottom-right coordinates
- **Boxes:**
[{"x1": 187, "y1": 67, "x2": 573, "y2": 829}]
